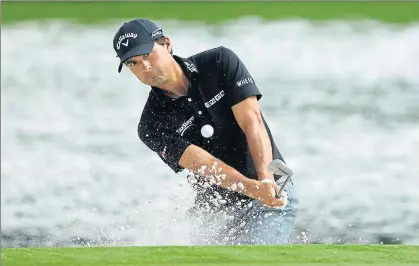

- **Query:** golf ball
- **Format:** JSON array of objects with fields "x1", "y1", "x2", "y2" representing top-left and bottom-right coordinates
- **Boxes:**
[{"x1": 201, "y1": 124, "x2": 214, "y2": 138}]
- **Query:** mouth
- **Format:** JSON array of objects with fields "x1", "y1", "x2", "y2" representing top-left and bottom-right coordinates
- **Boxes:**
[{"x1": 148, "y1": 72, "x2": 158, "y2": 77}]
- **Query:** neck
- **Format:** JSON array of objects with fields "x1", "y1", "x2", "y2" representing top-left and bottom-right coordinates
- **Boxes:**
[{"x1": 158, "y1": 61, "x2": 189, "y2": 97}]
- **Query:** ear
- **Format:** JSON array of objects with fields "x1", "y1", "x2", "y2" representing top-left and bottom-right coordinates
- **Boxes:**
[{"x1": 164, "y1": 36, "x2": 172, "y2": 54}]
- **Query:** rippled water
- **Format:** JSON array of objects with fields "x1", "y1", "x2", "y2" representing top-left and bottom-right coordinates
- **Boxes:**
[{"x1": 1, "y1": 18, "x2": 419, "y2": 247}]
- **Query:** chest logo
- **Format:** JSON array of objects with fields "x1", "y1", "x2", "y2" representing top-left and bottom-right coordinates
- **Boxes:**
[
  {"x1": 205, "y1": 90, "x2": 225, "y2": 108},
  {"x1": 176, "y1": 116, "x2": 195, "y2": 136}
]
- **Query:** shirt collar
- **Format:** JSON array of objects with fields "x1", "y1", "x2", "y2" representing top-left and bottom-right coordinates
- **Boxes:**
[{"x1": 151, "y1": 55, "x2": 199, "y2": 105}]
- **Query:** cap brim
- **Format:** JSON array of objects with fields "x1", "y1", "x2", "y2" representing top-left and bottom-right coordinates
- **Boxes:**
[{"x1": 117, "y1": 41, "x2": 154, "y2": 73}]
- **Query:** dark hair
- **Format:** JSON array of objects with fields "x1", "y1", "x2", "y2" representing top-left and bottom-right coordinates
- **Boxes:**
[{"x1": 155, "y1": 37, "x2": 173, "y2": 55}]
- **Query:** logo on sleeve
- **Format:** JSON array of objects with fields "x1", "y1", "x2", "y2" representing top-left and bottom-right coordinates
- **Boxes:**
[
  {"x1": 159, "y1": 146, "x2": 168, "y2": 160},
  {"x1": 236, "y1": 77, "x2": 254, "y2": 87}
]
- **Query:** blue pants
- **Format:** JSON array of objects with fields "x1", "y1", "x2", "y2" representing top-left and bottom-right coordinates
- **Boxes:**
[{"x1": 188, "y1": 178, "x2": 300, "y2": 245}]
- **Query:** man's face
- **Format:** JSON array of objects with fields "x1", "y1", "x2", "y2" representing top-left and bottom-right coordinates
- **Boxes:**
[{"x1": 123, "y1": 39, "x2": 173, "y2": 87}]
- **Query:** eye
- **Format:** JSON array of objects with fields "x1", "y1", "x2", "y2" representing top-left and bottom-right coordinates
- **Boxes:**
[{"x1": 125, "y1": 61, "x2": 136, "y2": 67}]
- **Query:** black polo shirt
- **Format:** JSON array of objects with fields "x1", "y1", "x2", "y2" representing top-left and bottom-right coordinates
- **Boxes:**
[{"x1": 138, "y1": 46, "x2": 284, "y2": 209}]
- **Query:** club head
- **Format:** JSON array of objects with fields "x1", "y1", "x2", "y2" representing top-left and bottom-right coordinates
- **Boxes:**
[{"x1": 268, "y1": 159, "x2": 293, "y2": 177}]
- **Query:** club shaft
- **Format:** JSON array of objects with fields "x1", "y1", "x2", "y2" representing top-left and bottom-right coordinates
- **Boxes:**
[{"x1": 275, "y1": 175, "x2": 291, "y2": 198}]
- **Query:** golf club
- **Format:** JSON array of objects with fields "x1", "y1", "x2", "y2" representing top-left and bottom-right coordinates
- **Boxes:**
[
  {"x1": 221, "y1": 159, "x2": 294, "y2": 243},
  {"x1": 267, "y1": 159, "x2": 293, "y2": 198}
]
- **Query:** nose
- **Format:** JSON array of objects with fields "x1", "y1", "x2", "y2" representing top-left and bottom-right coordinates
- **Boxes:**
[{"x1": 139, "y1": 60, "x2": 151, "y2": 72}]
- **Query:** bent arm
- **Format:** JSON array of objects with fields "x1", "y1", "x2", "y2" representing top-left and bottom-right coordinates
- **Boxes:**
[
  {"x1": 216, "y1": 47, "x2": 272, "y2": 181},
  {"x1": 179, "y1": 144, "x2": 260, "y2": 198},
  {"x1": 232, "y1": 96, "x2": 273, "y2": 181}
]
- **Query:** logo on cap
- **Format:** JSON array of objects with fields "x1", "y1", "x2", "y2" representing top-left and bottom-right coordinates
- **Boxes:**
[
  {"x1": 151, "y1": 29, "x2": 163, "y2": 38},
  {"x1": 116, "y1": 33, "x2": 138, "y2": 50}
]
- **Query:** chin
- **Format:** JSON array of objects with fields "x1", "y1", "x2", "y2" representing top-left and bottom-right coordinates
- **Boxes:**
[
  {"x1": 139, "y1": 78, "x2": 158, "y2": 87},
  {"x1": 152, "y1": 76, "x2": 167, "y2": 86}
]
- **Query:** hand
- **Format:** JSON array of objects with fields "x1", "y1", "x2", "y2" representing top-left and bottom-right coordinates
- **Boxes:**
[{"x1": 249, "y1": 179, "x2": 288, "y2": 208}]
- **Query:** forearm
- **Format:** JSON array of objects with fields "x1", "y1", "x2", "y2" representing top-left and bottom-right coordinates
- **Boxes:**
[
  {"x1": 244, "y1": 119, "x2": 274, "y2": 181},
  {"x1": 231, "y1": 96, "x2": 274, "y2": 181},
  {"x1": 179, "y1": 144, "x2": 259, "y2": 197}
]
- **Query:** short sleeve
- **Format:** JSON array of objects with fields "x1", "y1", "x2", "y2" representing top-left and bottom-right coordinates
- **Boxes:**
[
  {"x1": 138, "y1": 106, "x2": 192, "y2": 173},
  {"x1": 218, "y1": 47, "x2": 262, "y2": 106}
]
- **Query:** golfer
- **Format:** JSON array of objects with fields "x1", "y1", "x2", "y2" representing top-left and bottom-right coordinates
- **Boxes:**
[{"x1": 112, "y1": 19, "x2": 299, "y2": 245}]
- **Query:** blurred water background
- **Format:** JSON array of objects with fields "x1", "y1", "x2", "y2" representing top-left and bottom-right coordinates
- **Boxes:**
[{"x1": 1, "y1": 15, "x2": 419, "y2": 247}]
